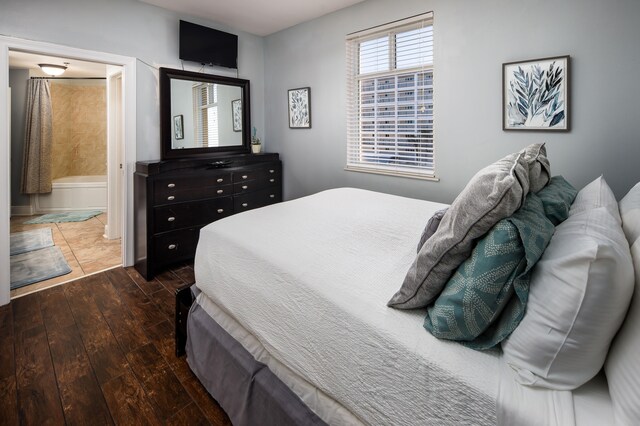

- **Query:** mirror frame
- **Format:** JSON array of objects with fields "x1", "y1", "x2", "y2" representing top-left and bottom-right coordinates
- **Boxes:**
[{"x1": 160, "y1": 67, "x2": 251, "y2": 160}]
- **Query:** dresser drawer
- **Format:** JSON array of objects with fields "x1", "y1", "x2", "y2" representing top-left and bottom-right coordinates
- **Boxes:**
[
  {"x1": 154, "y1": 197, "x2": 232, "y2": 233},
  {"x1": 153, "y1": 227, "x2": 201, "y2": 264},
  {"x1": 232, "y1": 163, "x2": 281, "y2": 183},
  {"x1": 234, "y1": 187, "x2": 282, "y2": 212},
  {"x1": 154, "y1": 174, "x2": 231, "y2": 205},
  {"x1": 233, "y1": 176, "x2": 280, "y2": 195}
]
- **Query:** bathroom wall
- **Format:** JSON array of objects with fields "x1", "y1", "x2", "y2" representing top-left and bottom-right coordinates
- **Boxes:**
[{"x1": 50, "y1": 80, "x2": 107, "y2": 179}]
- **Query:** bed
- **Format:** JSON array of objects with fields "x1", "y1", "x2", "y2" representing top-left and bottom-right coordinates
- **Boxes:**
[{"x1": 184, "y1": 181, "x2": 635, "y2": 425}]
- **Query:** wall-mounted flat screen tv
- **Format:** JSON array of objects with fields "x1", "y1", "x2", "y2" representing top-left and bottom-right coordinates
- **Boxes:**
[{"x1": 179, "y1": 20, "x2": 238, "y2": 69}]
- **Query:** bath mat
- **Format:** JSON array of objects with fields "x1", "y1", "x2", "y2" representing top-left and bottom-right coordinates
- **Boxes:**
[
  {"x1": 9, "y1": 228, "x2": 54, "y2": 255},
  {"x1": 25, "y1": 210, "x2": 103, "y2": 224},
  {"x1": 10, "y1": 246, "x2": 72, "y2": 290}
]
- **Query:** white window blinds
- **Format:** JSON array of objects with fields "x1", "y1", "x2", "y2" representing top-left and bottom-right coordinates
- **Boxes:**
[
  {"x1": 346, "y1": 13, "x2": 434, "y2": 178},
  {"x1": 193, "y1": 83, "x2": 219, "y2": 147}
]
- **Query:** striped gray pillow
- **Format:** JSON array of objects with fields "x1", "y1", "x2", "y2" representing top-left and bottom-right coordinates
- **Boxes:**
[{"x1": 389, "y1": 146, "x2": 543, "y2": 309}]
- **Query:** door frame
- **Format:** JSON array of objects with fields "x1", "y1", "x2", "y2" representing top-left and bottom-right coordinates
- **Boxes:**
[
  {"x1": 0, "y1": 35, "x2": 137, "y2": 306},
  {"x1": 106, "y1": 67, "x2": 123, "y2": 240}
]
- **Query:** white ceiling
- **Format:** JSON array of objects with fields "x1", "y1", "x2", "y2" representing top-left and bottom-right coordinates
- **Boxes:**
[
  {"x1": 8, "y1": 51, "x2": 107, "y2": 78},
  {"x1": 139, "y1": 0, "x2": 365, "y2": 36}
]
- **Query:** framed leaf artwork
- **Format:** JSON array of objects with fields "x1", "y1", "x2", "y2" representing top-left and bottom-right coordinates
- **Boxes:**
[
  {"x1": 503, "y1": 55, "x2": 570, "y2": 131},
  {"x1": 231, "y1": 99, "x2": 242, "y2": 132},
  {"x1": 288, "y1": 87, "x2": 311, "y2": 129}
]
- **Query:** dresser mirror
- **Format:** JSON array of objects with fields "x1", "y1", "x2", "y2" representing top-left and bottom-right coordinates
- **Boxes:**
[{"x1": 160, "y1": 67, "x2": 251, "y2": 159}]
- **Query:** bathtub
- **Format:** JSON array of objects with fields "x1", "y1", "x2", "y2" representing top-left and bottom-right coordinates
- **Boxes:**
[{"x1": 34, "y1": 175, "x2": 107, "y2": 213}]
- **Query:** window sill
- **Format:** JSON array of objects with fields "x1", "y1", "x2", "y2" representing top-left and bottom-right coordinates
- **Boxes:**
[{"x1": 344, "y1": 165, "x2": 440, "y2": 182}]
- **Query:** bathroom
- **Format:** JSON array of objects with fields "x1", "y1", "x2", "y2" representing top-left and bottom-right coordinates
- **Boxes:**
[
  {"x1": 8, "y1": 51, "x2": 123, "y2": 297},
  {"x1": 38, "y1": 77, "x2": 109, "y2": 213}
]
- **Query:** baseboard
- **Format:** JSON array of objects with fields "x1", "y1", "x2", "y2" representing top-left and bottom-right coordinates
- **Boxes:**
[{"x1": 11, "y1": 205, "x2": 34, "y2": 216}]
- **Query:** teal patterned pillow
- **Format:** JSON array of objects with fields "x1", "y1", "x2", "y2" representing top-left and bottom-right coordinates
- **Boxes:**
[
  {"x1": 424, "y1": 177, "x2": 576, "y2": 350},
  {"x1": 537, "y1": 176, "x2": 577, "y2": 225}
]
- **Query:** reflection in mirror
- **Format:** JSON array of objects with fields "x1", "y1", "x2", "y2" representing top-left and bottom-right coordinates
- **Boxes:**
[
  {"x1": 170, "y1": 79, "x2": 243, "y2": 150},
  {"x1": 160, "y1": 67, "x2": 250, "y2": 160}
]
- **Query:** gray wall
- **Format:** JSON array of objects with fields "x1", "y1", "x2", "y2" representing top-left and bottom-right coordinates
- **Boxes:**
[
  {"x1": 0, "y1": 0, "x2": 265, "y2": 163},
  {"x1": 265, "y1": 0, "x2": 640, "y2": 202},
  {"x1": 8, "y1": 69, "x2": 29, "y2": 207}
]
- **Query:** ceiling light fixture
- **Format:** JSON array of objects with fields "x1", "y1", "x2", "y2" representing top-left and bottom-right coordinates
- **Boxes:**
[{"x1": 38, "y1": 63, "x2": 67, "y2": 76}]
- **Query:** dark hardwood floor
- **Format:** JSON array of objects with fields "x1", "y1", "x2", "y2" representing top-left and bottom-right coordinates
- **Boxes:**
[{"x1": 0, "y1": 264, "x2": 232, "y2": 425}]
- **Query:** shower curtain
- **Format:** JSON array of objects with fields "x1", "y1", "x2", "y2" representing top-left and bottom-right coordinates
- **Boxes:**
[{"x1": 21, "y1": 79, "x2": 53, "y2": 194}]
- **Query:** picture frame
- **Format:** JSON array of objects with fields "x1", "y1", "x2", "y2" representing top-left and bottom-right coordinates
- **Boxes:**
[
  {"x1": 288, "y1": 87, "x2": 311, "y2": 129},
  {"x1": 173, "y1": 114, "x2": 184, "y2": 140},
  {"x1": 503, "y1": 55, "x2": 570, "y2": 131},
  {"x1": 231, "y1": 99, "x2": 242, "y2": 132}
]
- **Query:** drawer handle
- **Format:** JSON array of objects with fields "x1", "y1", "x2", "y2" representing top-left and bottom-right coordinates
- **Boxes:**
[
  {"x1": 167, "y1": 217, "x2": 175, "y2": 222},
  {"x1": 167, "y1": 196, "x2": 175, "y2": 201},
  {"x1": 269, "y1": 169, "x2": 275, "y2": 173},
  {"x1": 242, "y1": 185, "x2": 248, "y2": 190},
  {"x1": 217, "y1": 178, "x2": 224, "y2": 183},
  {"x1": 217, "y1": 208, "x2": 224, "y2": 214},
  {"x1": 217, "y1": 189, "x2": 224, "y2": 194},
  {"x1": 269, "y1": 178, "x2": 275, "y2": 183},
  {"x1": 168, "y1": 244, "x2": 177, "y2": 250},
  {"x1": 242, "y1": 203, "x2": 248, "y2": 207},
  {"x1": 167, "y1": 183, "x2": 175, "y2": 188},
  {"x1": 242, "y1": 175, "x2": 248, "y2": 179},
  {"x1": 270, "y1": 194, "x2": 275, "y2": 198}
]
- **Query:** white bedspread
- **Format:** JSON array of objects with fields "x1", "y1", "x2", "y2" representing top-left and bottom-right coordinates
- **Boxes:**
[{"x1": 195, "y1": 188, "x2": 500, "y2": 425}]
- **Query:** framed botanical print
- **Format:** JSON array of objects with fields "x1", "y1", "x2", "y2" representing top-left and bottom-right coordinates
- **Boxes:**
[
  {"x1": 232, "y1": 99, "x2": 242, "y2": 132},
  {"x1": 288, "y1": 87, "x2": 311, "y2": 129},
  {"x1": 503, "y1": 55, "x2": 570, "y2": 131},
  {"x1": 173, "y1": 114, "x2": 184, "y2": 139}
]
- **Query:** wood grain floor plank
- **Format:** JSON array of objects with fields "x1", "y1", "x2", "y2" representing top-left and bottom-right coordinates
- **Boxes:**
[
  {"x1": 38, "y1": 285, "x2": 75, "y2": 332},
  {"x1": 14, "y1": 324, "x2": 66, "y2": 425},
  {"x1": 11, "y1": 292, "x2": 43, "y2": 332},
  {"x1": 0, "y1": 303, "x2": 12, "y2": 330},
  {"x1": 103, "y1": 309, "x2": 151, "y2": 354},
  {"x1": 101, "y1": 370, "x2": 161, "y2": 426},
  {"x1": 47, "y1": 324, "x2": 113, "y2": 425},
  {"x1": 145, "y1": 320, "x2": 193, "y2": 383},
  {"x1": 169, "y1": 265, "x2": 195, "y2": 286},
  {"x1": 149, "y1": 288, "x2": 174, "y2": 322},
  {"x1": 124, "y1": 266, "x2": 165, "y2": 296},
  {"x1": 182, "y1": 376, "x2": 232, "y2": 426},
  {"x1": 126, "y1": 343, "x2": 192, "y2": 420},
  {"x1": 0, "y1": 304, "x2": 15, "y2": 381},
  {"x1": 155, "y1": 271, "x2": 187, "y2": 293},
  {"x1": 6, "y1": 265, "x2": 230, "y2": 424},
  {"x1": 166, "y1": 402, "x2": 209, "y2": 426},
  {"x1": 0, "y1": 375, "x2": 19, "y2": 426},
  {"x1": 63, "y1": 279, "x2": 129, "y2": 385},
  {"x1": 106, "y1": 268, "x2": 166, "y2": 329},
  {"x1": 89, "y1": 273, "x2": 151, "y2": 354},
  {"x1": 88, "y1": 272, "x2": 125, "y2": 314}
]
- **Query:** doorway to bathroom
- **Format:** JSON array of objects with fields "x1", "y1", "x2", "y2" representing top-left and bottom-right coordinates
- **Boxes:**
[{"x1": 7, "y1": 51, "x2": 124, "y2": 298}]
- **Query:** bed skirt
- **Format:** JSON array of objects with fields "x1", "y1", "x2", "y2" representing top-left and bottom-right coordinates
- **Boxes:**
[{"x1": 186, "y1": 297, "x2": 327, "y2": 426}]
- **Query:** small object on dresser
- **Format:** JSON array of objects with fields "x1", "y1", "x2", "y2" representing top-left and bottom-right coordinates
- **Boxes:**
[{"x1": 251, "y1": 126, "x2": 262, "y2": 153}]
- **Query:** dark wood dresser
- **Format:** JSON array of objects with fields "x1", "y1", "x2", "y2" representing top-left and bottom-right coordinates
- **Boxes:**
[{"x1": 134, "y1": 153, "x2": 282, "y2": 280}]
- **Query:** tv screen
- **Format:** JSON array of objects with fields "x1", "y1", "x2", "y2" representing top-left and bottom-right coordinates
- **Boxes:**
[{"x1": 179, "y1": 20, "x2": 238, "y2": 69}]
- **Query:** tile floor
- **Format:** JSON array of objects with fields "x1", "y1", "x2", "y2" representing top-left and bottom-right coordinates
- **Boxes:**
[{"x1": 9, "y1": 213, "x2": 122, "y2": 298}]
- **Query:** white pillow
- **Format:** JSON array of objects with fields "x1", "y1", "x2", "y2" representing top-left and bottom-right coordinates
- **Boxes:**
[
  {"x1": 569, "y1": 176, "x2": 621, "y2": 224},
  {"x1": 605, "y1": 238, "x2": 640, "y2": 425},
  {"x1": 619, "y1": 182, "x2": 640, "y2": 245},
  {"x1": 502, "y1": 206, "x2": 634, "y2": 390}
]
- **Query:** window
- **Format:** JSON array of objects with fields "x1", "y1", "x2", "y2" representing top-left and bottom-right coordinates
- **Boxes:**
[
  {"x1": 193, "y1": 83, "x2": 219, "y2": 147},
  {"x1": 346, "y1": 13, "x2": 435, "y2": 178}
]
